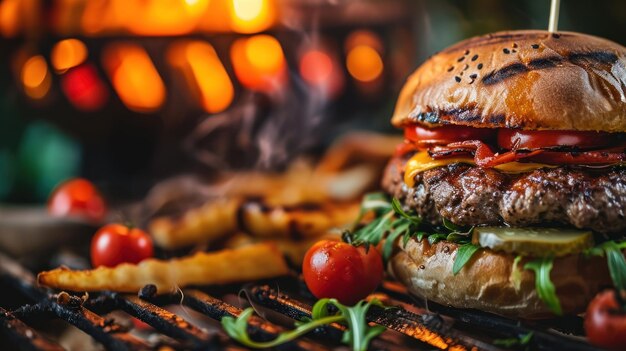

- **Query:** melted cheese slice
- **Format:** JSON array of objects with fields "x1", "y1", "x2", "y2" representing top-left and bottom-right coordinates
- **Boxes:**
[{"x1": 404, "y1": 151, "x2": 555, "y2": 187}]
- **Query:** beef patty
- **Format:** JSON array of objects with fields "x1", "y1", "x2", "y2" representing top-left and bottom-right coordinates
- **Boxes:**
[{"x1": 382, "y1": 154, "x2": 626, "y2": 234}]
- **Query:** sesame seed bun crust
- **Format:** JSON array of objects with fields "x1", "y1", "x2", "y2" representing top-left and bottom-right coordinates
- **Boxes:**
[{"x1": 392, "y1": 30, "x2": 626, "y2": 132}]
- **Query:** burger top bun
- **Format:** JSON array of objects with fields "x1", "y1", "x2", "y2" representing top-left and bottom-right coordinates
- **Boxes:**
[{"x1": 392, "y1": 30, "x2": 626, "y2": 132}]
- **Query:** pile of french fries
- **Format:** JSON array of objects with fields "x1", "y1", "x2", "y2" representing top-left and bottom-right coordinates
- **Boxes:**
[{"x1": 38, "y1": 132, "x2": 401, "y2": 294}]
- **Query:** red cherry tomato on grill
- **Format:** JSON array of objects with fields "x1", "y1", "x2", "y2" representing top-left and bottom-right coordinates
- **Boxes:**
[
  {"x1": 584, "y1": 290, "x2": 626, "y2": 350},
  {"x1": 302, "y1": 240, "x2": 383, "y2": 305},
  {"x1": 91, "y1": 224, "x2": 154, "y2": 268},
  {"x1": 497, "y1": 129, "x2": 618, "y2": 150},
  {"x1": 48, "y1": 178, "x2": 107, "y2": 222},
  {"x1": 404, "y1": 125, "x2": 496, "y2": 148}
]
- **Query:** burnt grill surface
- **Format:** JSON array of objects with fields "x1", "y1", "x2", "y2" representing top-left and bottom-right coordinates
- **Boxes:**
[{"x1": 0, "y1": 253, "x2": 603, "y2": 351}]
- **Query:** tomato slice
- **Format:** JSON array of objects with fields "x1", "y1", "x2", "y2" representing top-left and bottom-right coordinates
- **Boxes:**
[
  {"x1": 526, "y1": 150, "x2": 625, "y2": 165},
  {"x1": 498, "y1": 129, "x2": 620, "y2": 150},
  {"x1": 404, "y1": 125, "x2": 497, "y2": 148}
]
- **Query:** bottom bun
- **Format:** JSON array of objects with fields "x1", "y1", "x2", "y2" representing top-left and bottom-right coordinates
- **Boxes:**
[{"x1": 387, "y1": 239, "x2": 614, "y2": 318}]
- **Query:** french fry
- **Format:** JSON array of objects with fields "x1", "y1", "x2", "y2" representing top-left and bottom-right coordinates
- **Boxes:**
[
  {"x1": 149, "y1": 199, "x2": 359, "y2": 249},
  {"x1": 224, "y1": 232, "x2": 341, "y2": 265},
  {"x1": 150, "y1": 198, "x2": 240, "y2": 249},
  {"x1": 37, "y1": 243, "x2": 289, "y2": 293}
]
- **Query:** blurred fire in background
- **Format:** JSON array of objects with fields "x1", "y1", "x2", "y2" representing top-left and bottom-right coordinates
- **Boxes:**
[{"x1": 1, "y1": 0, "x2": 625, "y2": 204}]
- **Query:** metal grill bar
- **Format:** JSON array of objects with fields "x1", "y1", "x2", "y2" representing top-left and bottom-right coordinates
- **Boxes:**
[
  {"x1": 247, "y1": 284, "x2": 498, "y2": 351},
  {"x1": 0, "y1": 307, "x2": 64, "y2": 351},
  {"x1": 379, "y1": 282, "x2": 601, "y2": 351},
  {"x1": 145, "y1": 288, "x2": 331, "y2": 351}
]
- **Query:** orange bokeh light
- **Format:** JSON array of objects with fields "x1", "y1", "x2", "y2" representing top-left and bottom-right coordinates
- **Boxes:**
[
  {"x1": 82, "y1": 0, "x2": 210, "y2": 36},
  {"x1": 168, "y1": 41, "x2": 234, "y2": 114},
  {"x1": 231, "y1": 34, "x2": 286, "y2": 92},
  {"x1": 299, "y1": 48, "x2": 344, "y2": 98},
  {"x1": 103, "y1": 43, "x2": 166, "y2": 113},
  {"x1": 230, "y1": 0, "x2": 276, "y2": 33},
  {"x1": 51, "y1": 39, "x2": 88, "y2": 73},
  {"x1": 21, "y1": 55, "x2": 51, "y2": 99},
  {"x1": 300, "y1": 50, "x2": 333, "y2": 85},
  {"x1": 0, "y1": 0, "x2": 20, "y2": 37},
  {"x1": 346, "y1": 44, "x2": 383, "y2": 82}
]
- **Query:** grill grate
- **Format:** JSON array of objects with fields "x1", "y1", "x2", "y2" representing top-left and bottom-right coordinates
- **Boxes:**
[{"x1": 0, "y1": 253, "x2": 604, "y2": 351}]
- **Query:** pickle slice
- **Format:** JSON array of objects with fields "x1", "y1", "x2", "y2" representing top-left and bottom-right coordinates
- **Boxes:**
[{"x1": 472, "y1": 227, "x2": 594, "y2": 257}]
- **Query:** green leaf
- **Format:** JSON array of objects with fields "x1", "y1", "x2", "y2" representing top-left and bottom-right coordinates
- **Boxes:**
[
  {"x1": 493, "y1": 331, "x2": 533, "y2": 348},
  {"x1": 452, "y1": 243, "x2": 480, "y2": 275},
  {"x1": 222, "y1": 306, "x2": 344, "y2": 349},
  {"x1": 582, "y1": 241, "x2": 626, "y2": 291},
  {"x1": 446, "y1": 233, "x2": 471, "y2": 244},
  {"x1": 351, "y1": 212, "x2": 393, "y2": 246},
  {"x1": 428, "y1": 233, "x2": 447, "y2": 245},
  {"x1": 330, "y1": 299, "x2": 385, "y2": 351},
  {"x1": 416, "y1": 231, "x2": 428, "y2": 242},
  {"x1": 382, "y1": 221, "x2": 409, "y2": 262},
  {"x1": 222, "y1": 298, "x2": 386, "y2": 351},
  {"x1": 603, "y1": 241, "x2": 626, "y2": 291},
  {"x1": 442, "y1": 217, "x2": 462, "y2": 232},
  {"x1": 391, "y1": 198, "x2": 421, "y2": 225},
  {"x1": 402, "y1": 230, "x2": 414, "y2": 247},
  {"x1": 524, "y1": 257, "x2": 562, "y2": 315}
]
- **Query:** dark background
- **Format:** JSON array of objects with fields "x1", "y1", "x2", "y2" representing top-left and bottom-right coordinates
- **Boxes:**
[{"x1": 1, "y1": 0, "x2": 625, "y2": 204}]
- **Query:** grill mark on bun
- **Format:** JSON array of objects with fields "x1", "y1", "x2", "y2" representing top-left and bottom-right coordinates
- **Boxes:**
[
  {"x1": 527, "y1": 56, "x2": 563, "y2": 69},
  {"x1": 569, "y1": 51, "x2": 618, "y2": 66},
  {"x1": 482, "y1": 63, "x2": 528, "y2": 85},
  {"x1": 482, "y1": 51, "x2": 618, "y2": 86}
]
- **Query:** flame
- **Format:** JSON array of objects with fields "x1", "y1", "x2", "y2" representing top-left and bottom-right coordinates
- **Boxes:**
[
  {"x1": 168, "y1": 40, "x2": 234, "y2": 114},
  {"x1": 231, "y1": 34, "x2": 286, "y2": 92},
  {"x1": 103, "y1": 43, "x2": 166, "y2": 113},
  {"x1": 51, "y1": 39, "x2": 88, "y2": 73},
  {"x1": 230, "y1": 0, "x2": 276, "y2": 33},
  {"x1": 21, "y1": 55, "x2": 51, "y2": 99},
  {"x1": 60, "y1": 63, "x2": 108, "y2": 111}
]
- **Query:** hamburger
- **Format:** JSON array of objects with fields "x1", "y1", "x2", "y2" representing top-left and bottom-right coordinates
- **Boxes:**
[{"x1": 381, "y1": 30, "x2": 626, "y2": 318}]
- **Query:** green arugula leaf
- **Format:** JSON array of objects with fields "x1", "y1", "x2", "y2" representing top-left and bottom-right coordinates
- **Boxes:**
[
  {"x1": 391, "y1": 198, "x2": 421, "y2": 225},
  {"x1": 493, "y1": 331, "x2": 533, "y2": 349},
  {"x1": 452, "y1": 243, "x2": 480, "y2": 275},
  {"x1": 416, "y1": 231, "x2": 428, "y2": 242},
  {"x1": 524, "y1": 257, "x2": 562, "y2": 315},
  {"x1": 604, "y1": 241, "x2": 626, "y2": 291},
  {"x1": 222, "y1": 298, "x2": 385, "y2": 351},
  {"x1": 352, "y1": 211, "x2": 393, "y2": 247},
  {"x1": 442, "y1": 217, "x2": 462, "y2": 232},
  {"x1": 582, "y1": 241, "x2": 626, "y2": 290},
  {"x1": 329, "y1": 299, "x2": 385, "y2": 351},
  {"x1": 382, "y1": 220, "x2": 410, "y2": 262},
  {"x1": 428, "y1": 233, "x2": 447, "y2": 245}
]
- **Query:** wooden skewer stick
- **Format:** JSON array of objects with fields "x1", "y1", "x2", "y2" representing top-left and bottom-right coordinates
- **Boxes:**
[{"x1": 548, "y1": 0, "x2": 561, "y2": 33}]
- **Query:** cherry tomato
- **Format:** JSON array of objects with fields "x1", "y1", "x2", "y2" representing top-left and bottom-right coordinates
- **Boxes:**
[
  {"x1": 91, "y1": 224, "x2": 154, "y2": 268},
  {"x1": 302, "y1": 240, "x2": 383, "y2": 305},
  {"x1": 404, "y1": 125, "x2": 496, "y2": 148},
  {"x1": 584, "y1": 290, "x2": 626, "y2": 350},
  {"x1": 48, "y1": 178, "x2": 107, "y2": 222},
  {"x1": 497, "y1": 129, "x2": 618, "y2": 150}
]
